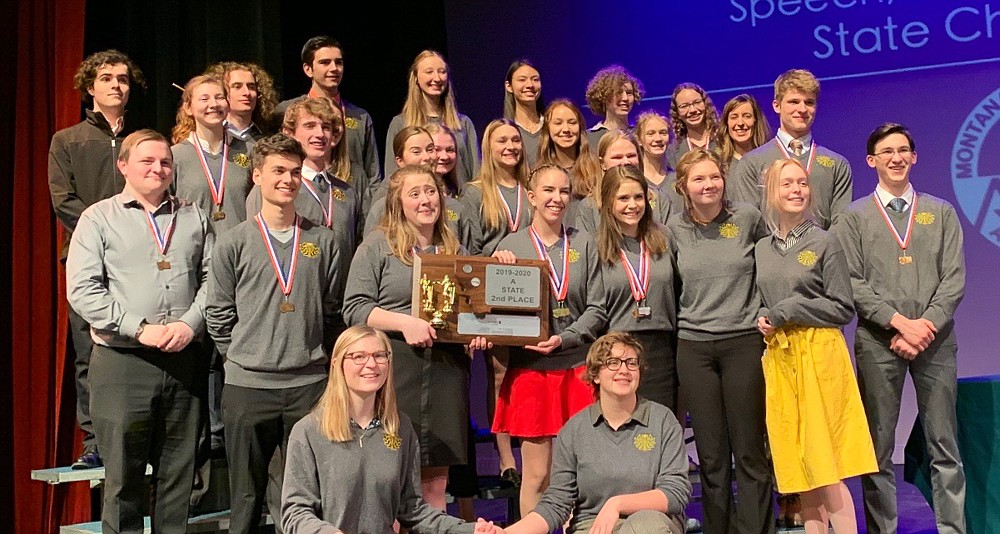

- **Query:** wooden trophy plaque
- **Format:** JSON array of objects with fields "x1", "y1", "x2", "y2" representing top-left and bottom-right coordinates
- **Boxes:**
[{"x1": 411, "y1": 254, "x2": 551, "y2": 346}]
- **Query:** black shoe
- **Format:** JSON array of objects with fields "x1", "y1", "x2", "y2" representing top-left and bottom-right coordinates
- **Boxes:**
[
  {"x1": 499, "y1": 467, "x2": 521, "y2": 488},
  {"x1": 72, "y1": 446, "x2": 102, "y2": 469}
]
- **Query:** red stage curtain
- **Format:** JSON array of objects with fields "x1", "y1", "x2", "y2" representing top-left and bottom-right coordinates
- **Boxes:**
[{"x1": 12, "y1": 0, "x2": 90, "y2": 532}]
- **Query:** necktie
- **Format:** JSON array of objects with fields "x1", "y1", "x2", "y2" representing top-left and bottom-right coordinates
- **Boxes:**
[
  {"x1": 888, "y1": 197, "x2": 907, "y2": 213},
  {"x1": 788, "y1": 139, "x2": 805, "y2": 157}
]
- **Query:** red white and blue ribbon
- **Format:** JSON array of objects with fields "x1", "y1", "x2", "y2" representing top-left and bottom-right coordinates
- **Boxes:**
[
  {"x1": 255, "y1": 214, "x2": 301, "y2": 298},
  {"x1": 189, "y1": 133, "x2": 229, "y2": 211},
  {"x1": 775, "y1": 138, "x2": 817, "y2": 175},
  {"x1": 498, "y1": 185, "x2": 524, "y2": 232},
  {"x1": 618, "y1": 240, "x2": 650, "y2": 303},
  {"x1": 529, "y1": 224, "x2": 569, "y2": 303},
  {"x1": 145, "y1": 201, "x2": 177, "y2": 257},
  {"x1": 873, "y1": 192, "x2": 917, "y2": 253},
  {"x1": 301, "y1": 175, "x2": 334, "y2": 228}
]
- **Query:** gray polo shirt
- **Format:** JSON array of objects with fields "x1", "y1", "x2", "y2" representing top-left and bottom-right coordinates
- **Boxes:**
[
  {"x1": 66, "y1": 191, "x2": 213, "y2": 348},
  {"x1": 533, "y1": 398, "x2": 691, "y2": 532}
]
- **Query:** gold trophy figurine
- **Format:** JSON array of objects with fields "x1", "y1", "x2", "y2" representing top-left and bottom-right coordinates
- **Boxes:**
[{"x1": 420, "y1": 275, "x2": 436, "y2": 314}]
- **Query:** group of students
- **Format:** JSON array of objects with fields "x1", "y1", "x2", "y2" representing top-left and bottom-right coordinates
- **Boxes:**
[{"x1": 48, "y1": 34, "x2": 967, "y2": 534}]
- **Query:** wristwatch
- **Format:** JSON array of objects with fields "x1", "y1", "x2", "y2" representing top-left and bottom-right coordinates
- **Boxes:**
[{"x1": 135, "y1": 320, "x2": 149, "y2": 339}]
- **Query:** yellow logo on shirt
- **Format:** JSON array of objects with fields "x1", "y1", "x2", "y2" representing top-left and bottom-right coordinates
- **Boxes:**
[
  {"x1": 649, "y1": 198, "x2": 658, "y2": 210},
  {"x1": 797, "y1": 250, "x2": 818, "y2": 267},
  {"x1": 815, "y1": 155, "x2": 835, "y2": 168},
  {"x1": 447, "y1": 209, "x2": 460, "y2": 222},
  {"x1": 383, "y1": 433, "x2": 401, "y2": 451},
  {"x1": 719, "y1": 222, "x2": 740, "y2": 239},
  {"x1": 233, "y1": 153, "x2": 251, "y2": 168},
  {"x1": 299, "y1": 242, "x2": 320, "y2": 258},
  {"x1": 915, "y1": 212, "x2": 935, "y2": 225},
  {"x1": 344, "y1": 117, "x2": 359, "y2": 130},
  {"x1": 568, "y1": 249, "x2": 581, "y2": 263},
  {"x1": 634, "y1": 433, "x2": 656, "y2": 452},
  {"x1": 331, "y1": 188, "x2": 346, "y2": 201}
]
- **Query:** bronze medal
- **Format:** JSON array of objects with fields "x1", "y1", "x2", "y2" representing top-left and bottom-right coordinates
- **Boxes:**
[
  {"x1": 899, "y1": 255, "x2": 913, "y2": 265},
  {"x1": 280, "y1": 301, "x2": 295, "y2": 313},
  {"x1": 157, "y1": 260, "x2": 171, "y2": 271},
  {"x1": 212, "y1": 210, "x2": 226, "y2": 221}
]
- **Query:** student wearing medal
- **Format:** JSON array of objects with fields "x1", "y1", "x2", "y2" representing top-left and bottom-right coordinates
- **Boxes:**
[
  {"x1": 343, "y1": 164, "x2": 490, "y2": 512},
  {"x1": 171, "y1": 74, "x2": 252, "y2": 234},
  {"x1": 460, "y1": 119, "x2": 532, "y2": 256},
  {"x1": 755, "y1": 158, "x2": 876, "y2": 534},
  {"x1": 596, "y1": 165, "x2": 676, "y2": 412},
  {"x1": 535, "y1": 99, "x2": 602, "y2": 226},
  {"x1": 491, "y1": 164, "x2": 607, "y2": 517},
  {"x1": 834, "y1": 123, "x2": 967, "y2": 534},
  {"x1": 67, "y1": 129, "x2": 213, "y2": 534},
  {"x1": 666, "y1": 149, "x2": 775, "y2": 534},
  {"x1": 728, "y1": 69, "x2": 853, "y2": 230},
  {"x1": 667, "y1": 83, "x2": 719, "y2": 169},
  {"x1": 206, "y1": 134, "x2": 343, "y2": 534}
]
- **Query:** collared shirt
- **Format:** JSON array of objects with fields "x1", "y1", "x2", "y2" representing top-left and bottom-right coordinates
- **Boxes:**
[
  {"x1": 301, "y1": 164, "x2": 330, "y2": 187},
  {"x1": 589, "y1": 396, "x2": 651, "y2": 429},
  {"x1": 350, "y1": 418, "x2": 382, "y2": 431},
  {"x1": 225, "y1": 120, "x2": 260, "y2": 142},
  {"x1": 773, "y1": 219, "x2": 815, "y2": 251},
  {"x1": 66, "y1": 190, "x2": 214, "y2": 348},
  {"x1": 776, "y1": 129, "x2": 813, "y2": 156},
  {"x1": 874, "y1": 182, "x2": 914, "y2": 211}
]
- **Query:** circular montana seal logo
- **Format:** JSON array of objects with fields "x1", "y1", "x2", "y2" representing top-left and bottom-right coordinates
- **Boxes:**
[{"x1": 952, "y1": 88, "x2": 1000, "y2": 247}]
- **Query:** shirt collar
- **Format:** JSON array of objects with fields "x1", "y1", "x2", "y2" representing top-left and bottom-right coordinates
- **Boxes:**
[
  {"x1": 119, "y1": 189, "x2": 174, "y2": 213},
  {"x1": 350, "y1": 417, "x2": 382, "y2": 431},
  {"x1": 874, "y1": 183, "x2": 914, "y2": 208},
  {"x1": 225, "y1": 120, "x2": 257, "y2": 140},
  {"x1": 301, "y1": 163, "x2": 328, "y2": 184},
  {"x1": 774, "y1": 219, "x2": 814, "y2": 243},
  {"x1": 776, "y1": 129, "x2": 813, "y2": 152},
  {"x1": 589, "y1": 397, "x2": 651, "y2": 428}
]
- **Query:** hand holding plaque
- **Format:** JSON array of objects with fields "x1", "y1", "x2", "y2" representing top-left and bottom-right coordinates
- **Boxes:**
[{"x1": 412, "y1": 254, "x2": 551, "y2": 346}]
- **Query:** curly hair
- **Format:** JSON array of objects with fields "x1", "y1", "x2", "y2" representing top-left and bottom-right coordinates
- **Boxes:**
[
  {"x1": 204, "y1": 61, "x2": 278, "y2": 131},
  {"x1": 669, "y1": 82, "x2": 719, "y2": 141},
  {"x1": 73, "y1": 49, "x2": 146, "y2": 102},
  {"x1": 583, "y1": 331, "x2": 647, "y2": 399},
  {"x1": 584, "y1": 65, "x2": 644, "y2": 118}
]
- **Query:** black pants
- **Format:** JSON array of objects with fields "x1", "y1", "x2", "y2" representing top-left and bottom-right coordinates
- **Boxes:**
[
  {"x1": 222, "y1": 380, "x2": 325, "y2": 534},
  {"x1": 677, "y1": 333, "x2": 775, "y2": 534},
  {"x1": 68, "y1": 306, "x2": 96, "y2": 447},
  {"x1": 634, "y1": 330, "x2": 678, "y2": 413},
  {"x1": 90, "y1": 343, "x2": 206, "y2": 534}
]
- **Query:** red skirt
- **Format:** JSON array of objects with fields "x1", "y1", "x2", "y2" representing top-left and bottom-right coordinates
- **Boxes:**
[{"x1": 492, "y1": 365, "x2": 593, "y2": 438}]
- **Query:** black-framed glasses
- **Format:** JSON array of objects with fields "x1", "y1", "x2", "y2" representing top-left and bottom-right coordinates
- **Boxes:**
[
  {"x1": 345, "y1": 351, "x2": 390, "y2": 365},
  {"x1": 603, "y1": 357, "x2": 640, "y2": 371}
]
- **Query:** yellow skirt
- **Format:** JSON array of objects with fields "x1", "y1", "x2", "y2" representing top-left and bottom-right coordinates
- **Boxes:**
[{"x1": 762, "y1": 326, "x2": 877, "y2": 493}]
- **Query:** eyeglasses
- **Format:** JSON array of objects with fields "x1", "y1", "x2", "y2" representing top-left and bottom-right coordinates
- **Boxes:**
[
  {"x1": 677, "y1": 98, "x2": 705, "y2": 112},
  {"x1": 603, "y1": 357, "x2": 640, "y2": 371},
  {"x1": 873, "y1": 147, "x2": 913, "y2": 160},
  {"x1": 344, "y1": 351, "x2": 390, "y2": 365}
]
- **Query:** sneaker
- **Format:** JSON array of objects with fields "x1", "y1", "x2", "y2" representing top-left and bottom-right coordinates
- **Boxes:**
[
  {"x1": 72, "y1": 446, "x2": 102, "y2": 469},
  {"x1": 499, "y1": 467, "x2": 521, "y2": 488}
]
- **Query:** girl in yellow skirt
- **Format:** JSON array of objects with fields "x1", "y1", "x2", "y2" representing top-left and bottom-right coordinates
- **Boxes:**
[{"x1": 754, "y1": 158, "x2": 877, "y2": 534}]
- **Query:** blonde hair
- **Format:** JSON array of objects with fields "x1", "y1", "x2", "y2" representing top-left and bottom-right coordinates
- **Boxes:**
[
  {"x1": 119, "y1": 129, "x2": 170, "y2": 163},
  {"x1": 423, "y1": 122, "x2": 461, "y2": 196},
  {"x1": 536, "y1": 99, "x2": 601, "y2": 199},
  {"x1": 673, "y1": 149, "x2": 731, "y2": 221},
  {"x1": 593, "y1": 130, "x2": 644, "y2": 206},
  {"x1": 467, "y1": 119, "x2": 530, "y2": 231},
  {"x1": 774, "y1": 69, "x2": 820, "y2": 102},
  {"x1": 635, "y1": 110, "x2": 673, "y2": 152},
  {"x1": 282, "y1": 97, "x2": 351, "y2": 181},
  {"x1": 597, "y1": 165, "x2": 667, "y2": 266},
  {"x1": 669, "y1": 82, "x2": 719, "y2": 142},
  {"x1": 401, "y1": 50, "x2": 463, "y2": 132},
  {"x1": 762, "y1": 158, "x2": 814, "y2": 233},
  {"x1": 172, "y1": 75, "x2": 226, "y2": 144},
  {"x1": 315, "y1": 326, "x2": 399, "y2": 442},
  {"x1": 379, "y1": 165, "x2": 460, "y2": 265},
  {"x1": 584, "y1": 331, "x2": 647, "y2": 399}
]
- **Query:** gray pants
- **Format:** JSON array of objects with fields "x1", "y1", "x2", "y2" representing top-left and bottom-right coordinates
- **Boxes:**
[
  {"x1": 68, "y1": 306, "x2": 96, "y2": 448},
  {"x1": 573, "y1": 510, "x2": 684, "y2": 534},
  {"x1": 222, "y1": 380, "x2": 325, "y2": 534},
  {"x1": 855, "y1": 326, "x2": 966, "y2": 534},
  {"x1": 90, "y1": 343, "x2": 206, "y2": 534}
]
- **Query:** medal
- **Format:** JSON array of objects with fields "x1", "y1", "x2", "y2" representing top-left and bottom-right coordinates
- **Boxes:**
[
  {"x1": 190, "y1": 133, "x2": 229, "y2": 220},
  {"x1": 619, "y1": 240, "x2": 651, "y2": 319},
  {"x1": 775, "y1": 138, "x2": 817, "y2": 175},
  {"x1": 145, "y1": 200, "x2": 177, "y2": 271},
  {"x1": 255, "y1": 214, "x2": 301, "y2": 312},
  {"x1": 498, "y1": 184, "x2": 524, "y2": 232},
  {"x1": 301, "y1": 173, "x2": 334, "y2": 228},
  {"x1": 530, "y1": 225, "x2": 570, "y2": 319},
  {"x1": 873, "y1": 192, "x2": 917, "y2": 266}
]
